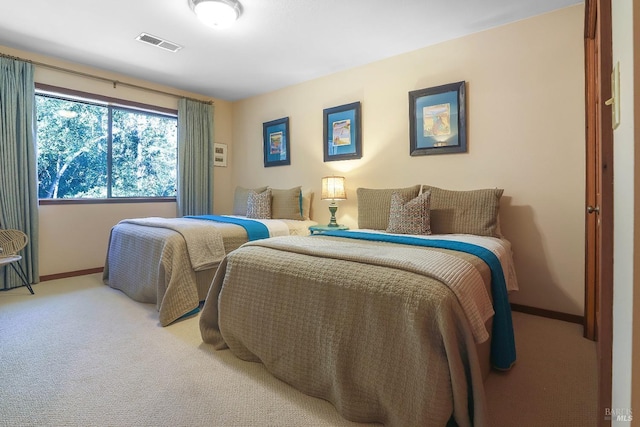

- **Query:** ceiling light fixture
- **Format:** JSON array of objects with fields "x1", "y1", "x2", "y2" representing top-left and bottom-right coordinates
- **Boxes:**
[{"x1": 189, "y1": 0, "x2": 242, "y2": 29}]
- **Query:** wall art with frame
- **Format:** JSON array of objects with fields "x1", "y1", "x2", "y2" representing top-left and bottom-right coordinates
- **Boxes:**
[
  {"x1": 213, "y1": 143, "x2": 227, "y2": 167},
  {"x1": 323, "y1": 101, "x2": 362, "y2": 162},
  {"x1": 263, "y1": 117, "x2": 290, "y2": 167},
  {"x1": 409, "y1": 81, "x2": 466, "y2": 156}
]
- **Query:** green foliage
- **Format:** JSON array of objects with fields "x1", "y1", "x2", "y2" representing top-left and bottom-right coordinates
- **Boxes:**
[{"x1": 36, "y1": 95, "x2": 177, "y2": 199}]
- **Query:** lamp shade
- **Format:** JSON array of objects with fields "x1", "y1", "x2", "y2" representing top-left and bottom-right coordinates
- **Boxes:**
[
  {"x1": 189, "y1": 0, "x2": 242, "y2": 28},
  {"x1": 321, "y1": 176, "x2": 346, "y2": 200}
]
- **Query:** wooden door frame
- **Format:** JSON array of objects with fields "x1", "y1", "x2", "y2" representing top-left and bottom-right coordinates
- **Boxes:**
[
  {"x1": 584, "y1": 0, "x2": 614, "y2": 425},
  {"x1": 584, "y1": 8, "x2": 599, "y2": 342}
]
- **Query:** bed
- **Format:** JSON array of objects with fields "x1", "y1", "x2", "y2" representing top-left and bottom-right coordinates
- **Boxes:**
[
  {"x1": 103, "y1": 186, "x2": 316, "y2": 326},
  {"x1": 199, "y1": 185, "x2": 518, "y2": 427}
]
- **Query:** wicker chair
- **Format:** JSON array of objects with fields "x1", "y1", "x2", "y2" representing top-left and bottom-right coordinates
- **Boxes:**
[{"x1": 0, "y1": 229, "x2": 34, "y2": 294}]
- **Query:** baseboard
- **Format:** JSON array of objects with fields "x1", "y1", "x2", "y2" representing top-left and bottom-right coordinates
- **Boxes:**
[
  {"x1": 40, "y1": 267, "x2": 104, "y2": 282},
  {"x1": 510, "y1": 303, "x2": 584, "y2": 325}
]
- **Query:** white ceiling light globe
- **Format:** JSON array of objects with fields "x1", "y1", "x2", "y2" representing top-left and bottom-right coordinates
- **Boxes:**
[{"x1": 192, "y1": 0, "x2": 241, "y2": 29}]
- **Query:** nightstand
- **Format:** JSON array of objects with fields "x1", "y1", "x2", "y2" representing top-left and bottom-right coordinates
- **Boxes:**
[{"x1": 309, "y1": 224, "x2": 349, "y2": 234}]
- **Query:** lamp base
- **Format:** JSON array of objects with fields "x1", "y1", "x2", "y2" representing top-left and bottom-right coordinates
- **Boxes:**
[{"x1": 327, "y1": 203, "x2": 339, "y2": 227}]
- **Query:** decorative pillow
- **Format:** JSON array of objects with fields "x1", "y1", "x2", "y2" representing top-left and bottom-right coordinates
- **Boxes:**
[
  {"x1": 246, "y1": 189, "x2": 272, "y2": 219},
  {"x1": 357, "y1": 185, "x2": 421, "y2": 230},
  {"x1": 233, "y1": 186, "x2": 268, "y2": 216},
  {"x1": 271, "y1": 186, "x2": 303, "y2": 220},
  {"x1": 424, "y1": 186, "x2": 504, "y2": 236},
  {"x1": 386, "y1": 191, "x2": 431, "y2": 235},
  {"x1": 301, "y1": 189, "x2": 314, "y2": 220}
]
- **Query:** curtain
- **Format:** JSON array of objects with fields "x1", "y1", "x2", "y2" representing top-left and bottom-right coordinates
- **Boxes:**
[
  {"x1": 177, "y1": 98, "x2": 215, "y2": 216},
  {"x1": 0, "y1": 57, "x2": 39, "y2": 289}
]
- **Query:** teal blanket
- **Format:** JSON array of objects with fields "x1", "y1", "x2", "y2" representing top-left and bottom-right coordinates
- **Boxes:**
[
  {"x1": 315, "y1": 230, "x2": 516, "y2": 370},
  {"x1": 186, "y1": 215, "x2": 270, "y2": 241}
]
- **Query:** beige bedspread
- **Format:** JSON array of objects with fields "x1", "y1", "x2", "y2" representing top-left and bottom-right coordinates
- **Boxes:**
[
  {"x1": 103, "y1": 217, "x2": 315, "y2": 326},
  {"x1": 119, "y1": 217, "x2": 227, "y2": 271},
  {"x1": 200, "y1": 235, "x2": 494, "y2": 426}
]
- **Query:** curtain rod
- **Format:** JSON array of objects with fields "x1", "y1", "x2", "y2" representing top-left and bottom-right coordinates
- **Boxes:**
[{"x1": 0, "y1": 52, "x2": 214, "y2": 105}]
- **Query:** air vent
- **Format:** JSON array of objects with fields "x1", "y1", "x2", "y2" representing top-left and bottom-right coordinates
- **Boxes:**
[{"x1": 136, "y1": 33, "x2": 182, "y2": 53}]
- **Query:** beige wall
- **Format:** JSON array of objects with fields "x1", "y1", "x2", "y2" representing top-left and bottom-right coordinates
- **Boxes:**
[
  {"x1": 231, "y1": 5, "x2": 586, "y2": 315},
  {"x1": 0, "y1": 45, "x2": 234, "y2": 276}
]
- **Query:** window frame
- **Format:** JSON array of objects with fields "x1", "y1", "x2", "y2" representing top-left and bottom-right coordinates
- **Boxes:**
[{"x1": 35, "y1": 84, "x2": 178, "y2": 205}]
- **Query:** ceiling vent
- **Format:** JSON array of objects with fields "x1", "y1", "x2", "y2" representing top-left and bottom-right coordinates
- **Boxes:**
[{"x1": 135, "y1": 33, "x2": 182, "y2": 53}]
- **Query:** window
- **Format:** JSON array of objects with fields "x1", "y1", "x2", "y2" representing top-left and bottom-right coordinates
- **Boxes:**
[{"x1": 36, "y1": 87, "x2": 177, "y2": 201}]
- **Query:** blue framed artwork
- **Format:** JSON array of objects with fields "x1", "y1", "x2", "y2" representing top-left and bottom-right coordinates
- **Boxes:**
[
  {"x1": 263, "y1": 117, "x2": 290, "y2": 167},
  {"x1": 409, "y1": 81, "x2": 466, "y2": 156},
  {"x1": 323, "y1": 101, "x2": 362, "y2": 162}
]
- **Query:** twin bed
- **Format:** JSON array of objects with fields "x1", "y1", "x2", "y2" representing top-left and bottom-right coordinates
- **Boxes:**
[
  {"x1": 105, "y1": 184, "x2": 518, "y2": 426},
  {"x1": 103, "y1": 186, "x2": 316, "y2": 326}
]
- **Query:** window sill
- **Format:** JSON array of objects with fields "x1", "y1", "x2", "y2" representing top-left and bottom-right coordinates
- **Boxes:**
[{"x1": 38, "y1": 197, "x2": 176, "y2": 206}]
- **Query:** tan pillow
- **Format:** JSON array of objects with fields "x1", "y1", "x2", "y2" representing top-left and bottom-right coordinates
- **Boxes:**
[
  {"x1": 271, "y1": 186, "x2": 303, "y2": 220},
  {"x1": 301, "y1": 189, "x2": 314, "y2": 220},
  {"x1": 357, "y1": 185, "x2": 421, "y2": 230},
  {"x1": 246, "y1": 189, "x2": 272, "y2": 219},
  {"x1": 386, "y1": 191, "x2": 431, "y2": 235},
  {"x1": 233, "y1": 186, "x2": 268, "y2": 216},
  {"x1": 424, "y1": 186, "x2": 504, "y2": 236}
]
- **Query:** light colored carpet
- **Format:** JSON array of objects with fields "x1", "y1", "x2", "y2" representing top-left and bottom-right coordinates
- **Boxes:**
[
  {"x1": 485, "y1": 307, "x2": 597, "y2": 427},
  {"x1": 0, "y1": 274, "x2": 597, "y2": 426}
]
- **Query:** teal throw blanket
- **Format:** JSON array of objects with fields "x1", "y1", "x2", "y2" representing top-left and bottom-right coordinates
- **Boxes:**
[{"x1": 186, "y1": 215, "x2": 270, "y2": 241}]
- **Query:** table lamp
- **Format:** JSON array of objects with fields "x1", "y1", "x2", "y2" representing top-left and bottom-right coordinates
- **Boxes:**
[{"x1": 321, "y1": 176, "x2": 346, "y2": 227}]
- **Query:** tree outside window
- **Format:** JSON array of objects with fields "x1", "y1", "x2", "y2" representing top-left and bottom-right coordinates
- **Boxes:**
[{"x1": 36, "y1": 93, "x2": 177, "y2": 200}]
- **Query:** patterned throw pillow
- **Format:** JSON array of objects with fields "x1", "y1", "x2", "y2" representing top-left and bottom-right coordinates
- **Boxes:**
[
  {"x1": 386, "y1": 191, "x2": 431, "y2": 235},
  {"x1": 357, "y1": 185, "x2": 421, "y2": 230},
  {"x1": 246, "y1": 189, "x2": 272, "y2": 219},
  {"x1": 233, "y1": 186, "x2": 268, "y2": 216}
]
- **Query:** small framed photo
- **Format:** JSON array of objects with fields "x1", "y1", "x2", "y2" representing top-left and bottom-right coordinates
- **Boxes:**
[
  {"x1": 213, "y1": 143, "x2": 227, "y2": 167},
  {"x1": 323, "y1": 101, "x2": 362, "y2": 162},
  {"x1": 263, "y1": 117, "x2": 290, "y2": 167},
  {"x1": 409, "y1": 81, "x2": 467, "y2": 156}
]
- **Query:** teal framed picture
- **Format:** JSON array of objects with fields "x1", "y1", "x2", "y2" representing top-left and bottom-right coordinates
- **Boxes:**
[
  {"x1": 263, "y1": 117, "x2": 290, "y2": 167},
  {"x1": 409, "y1": 81, "x2": 466, "y2": 156},
  {"x1": 323, "y1": 102, "x2": 362, "y2": 162}
]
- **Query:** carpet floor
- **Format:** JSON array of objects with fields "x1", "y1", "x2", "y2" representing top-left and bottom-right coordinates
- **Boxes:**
[{"x1": 0, "y1": 274, "x2": 597, "y2": 426}]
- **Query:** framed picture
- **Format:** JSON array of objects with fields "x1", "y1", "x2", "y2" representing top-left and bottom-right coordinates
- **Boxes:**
[
  {"x1": 213, "y1": 143, "x2": 227, "y2": 167},
  {"x1": 323, "y1": 101, "x2": 362, "y2": 162},
  {"x1": 263, "y1": 117, "x2": 290, "y2": 167},
  {"x1": 409, "y1": 81, "x2": 466, "y2": 156}
]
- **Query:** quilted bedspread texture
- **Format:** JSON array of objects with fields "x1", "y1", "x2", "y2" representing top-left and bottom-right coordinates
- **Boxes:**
[{"x1": 200, "y1": 235, "x2": 492, "y2": 426}]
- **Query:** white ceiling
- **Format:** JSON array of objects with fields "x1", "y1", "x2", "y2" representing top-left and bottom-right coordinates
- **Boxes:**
[{"x1": 0, "y1": 0, "x2": 581, "y2": 101}]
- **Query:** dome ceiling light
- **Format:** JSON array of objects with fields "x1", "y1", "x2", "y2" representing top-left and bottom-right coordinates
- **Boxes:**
[{"x1": 189, "y1": 0, "x2": 243, "y2": 29}]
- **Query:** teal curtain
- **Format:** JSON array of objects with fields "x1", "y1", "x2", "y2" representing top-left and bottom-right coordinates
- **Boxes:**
[
  {"x1": 0, "y1": 57, "x2": 39, "y2": 289},
  {"x1": 177, "y1": 99, "x2": 214, "y2": 216}
]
